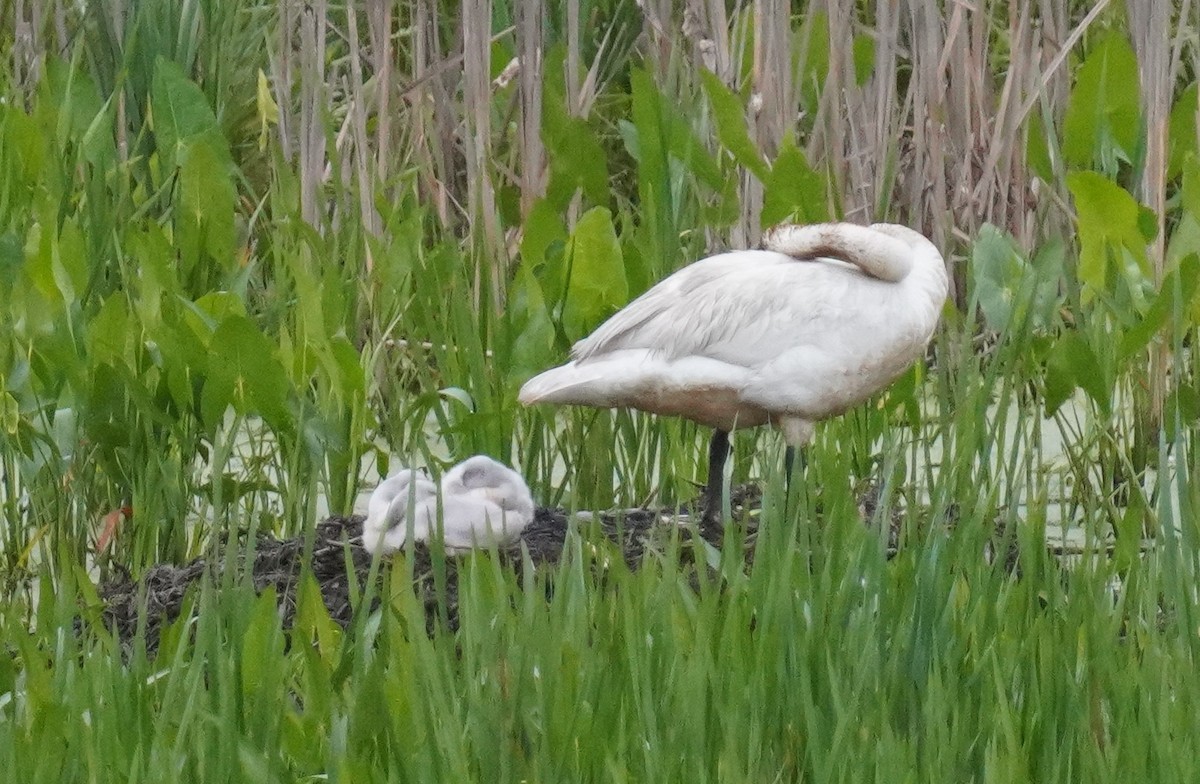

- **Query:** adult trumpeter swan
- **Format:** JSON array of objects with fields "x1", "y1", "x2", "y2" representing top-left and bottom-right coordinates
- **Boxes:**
[
  {"x1": 518, "y1": 222, "x2": 948, "y2": 524},
  {"x1": 363, "y1": 457, "x2": 536, "y2": 555}
]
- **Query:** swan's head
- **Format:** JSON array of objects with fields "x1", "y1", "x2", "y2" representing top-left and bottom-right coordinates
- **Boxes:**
[
  {"x1": 364, "y1": 469, "x2": 437, "y2": 554},
  {"x1": 441, "y1": 455, "x2": 536, "y2": 522}
]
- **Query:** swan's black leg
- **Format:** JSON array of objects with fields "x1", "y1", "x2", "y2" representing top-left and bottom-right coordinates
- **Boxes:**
[
  {"x1": 783, "y1": 445, "x2": 807, "y2": 517},
  {"x1": 701, "y1": 430, "x2": 731, "y2": 530}
]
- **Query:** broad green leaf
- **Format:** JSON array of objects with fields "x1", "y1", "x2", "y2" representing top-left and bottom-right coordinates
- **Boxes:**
[
  {"x1": 3, "y1": 104, "x2": 44, "y2": 187},
  {"x1": 1028, "y1": 239, "x2": 1066, "y2": 327},
  {"x1": 54, "y1": 218, "x2": 88, "y2": 304},
  {"x1": 329, "y1": 334, "x2": 365, "y2": 397},
  {"x1": 20, "y1": 213, "x2": 85, "y2": 310},
  {"x1": 971, "y1": 225, "x2": 1023, "y2": 332},
  {"x1": 126, "y1": 223, "x2": 181, "y2": 325},
  {"x1": 186, "y1": 291, "x2": 247, "y2": 337},
  {"x1": 762, "y1": 140, "x2": 828, "y2": 227},
  {"x1": 971, "y1": 227, "x2": 1064, "y2": 333},
  {"x1": 1118, "y1": 254, "x2": 1200, "y2": 363},
  {"x1": 508, "y1": 259, "x2": 557, "y2": 381},
  {"x1": 1164, "y1": 207, "x2": 1200, "y2": 322},
  {"x1": 631, "y1": 68, "x2": 725, "y2": 196},
  {"x1": 179, "y1": 137, "x2": 237, "y2": 268},
  {"x1": 852, "y1": 33, "x2": 875, "y2": 85},
  {"x1": 1168, "y1": 83, "x2": 1197, "y2": 180},
  {"x1": 24, "y1": 222, "x2": 58, "y2": 306},
  {"x1": 1044, "y1": 331, "x2": 1109, "y2": 416},
  {"x1": 203, "y1": 316, "x2": 292, "y2": 433},
  {"x1": 80, "y1": 92, "x2": 118, "y2": 168},
  {"x1": 39, "y1": 57, "x2": 103, "y2": 148},
  {"x1": 82, "y1": 362, "x2": 135, "y2": 456},
  {"x1": 629, "y1": 69, "x2": 674, "y2": 269},
  {"x1": 0, "y1": 232, "x2": 21, "y2": 290},
  {"x1": 0, "y1": 390, "x2": 18, "y2": 435},
  {"x1": 699, "y1": 70, "x2": 768, "y2": 180},
  {"x1": 520, "y1": 199, "x2": 567, "y2": 276},
  {"x1": 1181, "y1": 156, "x2": 1200, "y2": 223},
  {"x1": 151, "y1": 57, "x2": 225, "y2": 171},
  {"x1": 1062, "y1": 32, "x2": 1140, "y2": 171},
  {"x1": 241, "y1": 587, "x2": 285, "y2": 704},
  {"x1": 1067, "y1": 171, "x2": 1150, "y2": 296},
  {"x1": 1166, "y1": 382, "x2": 1200, "y2": 441},
  {"x1": 542, "y1": 82, "x2": 609, "y2": 208},
  {"x1": 87, "y1": 295, "x2": 132, "y2": 364},
  {"x1": 799, "y1": 12, "x2": 831, "y2": 113},
  {"x1": 294, "y1": 571, "x2": 342, "y2": 664},
  {"x1": 562, "y1": 207, "x2": 627, "y2": 341},
  {"x1": 1026, "y1": 109, "x2": 1055, "y2": 183}
]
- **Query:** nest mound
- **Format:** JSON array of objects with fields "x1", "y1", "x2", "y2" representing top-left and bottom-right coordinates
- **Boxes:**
[
  {"x1": 94, "y1": 485, "x2": 1017, "y2": 657},
  {"x1": 96, "y1": 486, "x2": 767, "y2": 656}
]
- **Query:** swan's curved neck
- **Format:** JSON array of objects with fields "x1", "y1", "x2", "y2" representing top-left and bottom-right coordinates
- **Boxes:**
[{"x1": 763, "y1": 223, "x2": 916, "y2": 283}]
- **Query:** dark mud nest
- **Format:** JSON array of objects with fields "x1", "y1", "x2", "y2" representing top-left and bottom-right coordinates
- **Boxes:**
[{"x1": 94, "y1": 485, "x2": 1019, "y2": 657}]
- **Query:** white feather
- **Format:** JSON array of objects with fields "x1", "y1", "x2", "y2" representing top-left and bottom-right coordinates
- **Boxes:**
[
  {"x1": 363, "y1": 469, "x2": 437, "y2": 555},
  {"x1": 518, "y1": 222, "x2": 948, "y2": 447},
  {"x1": 364, "y1": 456, "x2": 536, "y2": 555}
]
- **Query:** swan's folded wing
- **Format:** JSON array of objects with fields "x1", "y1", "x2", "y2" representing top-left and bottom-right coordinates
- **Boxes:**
[{"x1": 570, "y1": 251, "x2": 894, "y2": 370}]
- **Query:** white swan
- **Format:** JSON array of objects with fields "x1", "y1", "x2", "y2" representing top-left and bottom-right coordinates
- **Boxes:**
[
  {"x1": 518, "y1": 222, "x2": 948, "y2": 524},
  {"x1": 363, "y1": 457, "x2": 536, "y2": 555}
]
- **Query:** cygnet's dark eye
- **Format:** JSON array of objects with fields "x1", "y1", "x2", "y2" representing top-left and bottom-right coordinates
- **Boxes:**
[{"x1": 461, "y1": 467, "x2": 484, "y2": 486}]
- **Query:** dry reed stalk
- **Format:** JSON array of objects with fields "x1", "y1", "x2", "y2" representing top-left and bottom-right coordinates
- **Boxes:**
[
  {"x1": 412, "y1": 0, "x2": 453, "y2": 227},
  {"x1": 809, "y1": 0, "x2": 851, "y2": 213},
  {"x1": 751, "y1": 0, "x2": 790, "y2": 163},
  {"x1": 10, "y1": 0, "x2": 43, "y2": 105},
  {"x1": 271, "y1": 0, "x2": 294, "y2": 161},
  {"x1": 692, "y1": 0, "x2": 754, "y2": 248},
  {"x1": 296, "y1": 0, "x2": 329, "y2": 228},
  {"x1": 727, "y1": 2, "x2": 763, "y2": 250},
  {"x1": 368, "y1": 0, "x2": 393, "y2": 185},
  {"x1": 637, "y1": 0, "x2": 674, "y2": 82},
  {"x1": 866, "y1": 0, "x2": 900, "y2": 220},
  {"x1": 1127, "y1": 0, "x2": 1172, "y2": 428},
  {"x1": 462, "y1": 0, "x2": 504, "y2": 308},
  {"x1": 911, "y1": 0, "x2": 949, "y2": 246},
  {"x1": 516, "y1": 0, "x2": 545, "y2": 218},
  {"x1": 1016, "y1": 0, "x2": 1110, "y2": 127},
  {"x1": 345, "y1": 6, "x2": 381, "y2": 249},
  {"x1": 566, "y1": 0, "x2": 581, "y2": 110}
]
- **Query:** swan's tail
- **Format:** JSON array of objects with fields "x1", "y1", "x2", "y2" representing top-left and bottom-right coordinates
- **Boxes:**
[
  {"x1": 518, "y1": 362, "x2": 617, "y2": 406},
  {"x1": 762, "y1": 222, "x2": 926, "y2": 283}
]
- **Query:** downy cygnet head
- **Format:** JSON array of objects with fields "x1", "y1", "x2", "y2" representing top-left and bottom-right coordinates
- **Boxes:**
[
  {"x1": 363, "y1": 469, "x2": 437, "y2": 556},
  {"x1": 440, "y1": 455, "x2": 536, "y2": 522}
]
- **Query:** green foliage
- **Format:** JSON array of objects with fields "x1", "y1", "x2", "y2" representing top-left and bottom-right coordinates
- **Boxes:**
[
  {"x1": 762, "y1": 140, "x2": 828, "y2": 227},
  {"x1": 1067, "y1": 171, "x2": 1154, "y2": 299},
  {"x1": 560, "y1": 207, "x2": 628, "y2": 342},
  {"x1": 971, "y1": 224, "x2": 1061, "y2": 333},
  {"x1": 700, "y1": 70, "x2": 769, "y2": 181},
  {"x1": 3, "y1": 3, "x2": 1200, "y2": 780},
  {"x1": 1063, "y1": 32, "x2": 1141, "y2": 175}
]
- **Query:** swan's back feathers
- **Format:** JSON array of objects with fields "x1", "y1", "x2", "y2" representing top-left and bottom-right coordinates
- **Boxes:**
[
  {"x1": 571, "y1": 250, "x2": 800, "y2": 363},
  {"x1": 519, "y1": 221, "x2": 948, "y2": 435}
]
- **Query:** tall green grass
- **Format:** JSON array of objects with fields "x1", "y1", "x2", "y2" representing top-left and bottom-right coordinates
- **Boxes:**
[{"x1": 1, "y1": 470, "x2": 1198, "y2": 780}]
